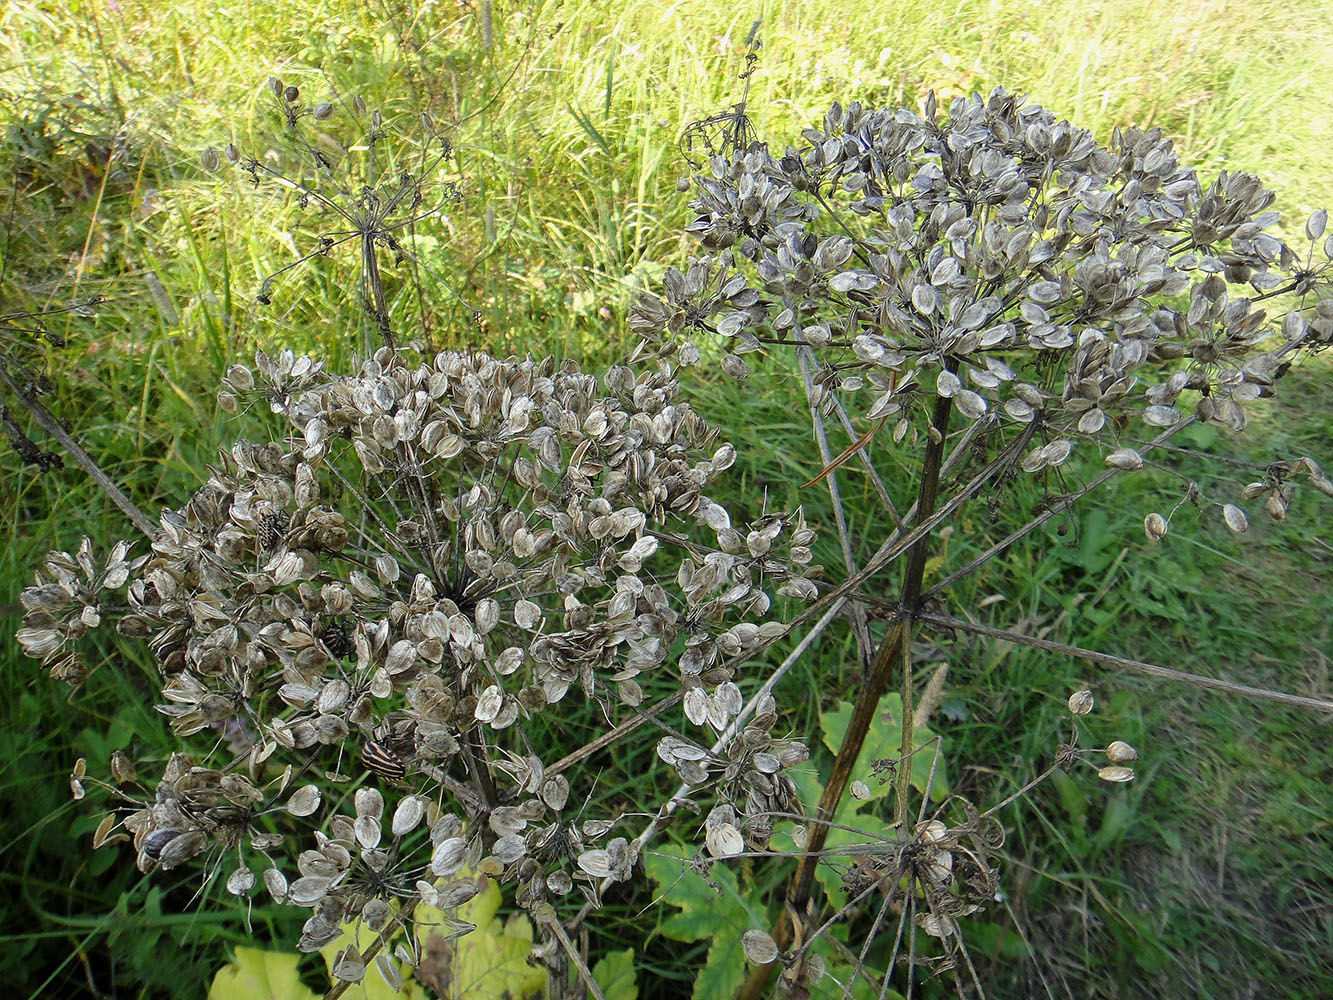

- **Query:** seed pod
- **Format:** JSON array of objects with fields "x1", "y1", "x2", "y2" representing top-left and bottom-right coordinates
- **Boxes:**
[
  {"x1": 283, "y1": 85, "x2": 300, "y2": 104},
  {"x1": 286, "y1": 784, "x2": 322, "y2": 816},
  {"x1": 1097, "y1": 765, "x2": 1135, "y2": 783},
  {"x1": 1221, "y1": 504, "x2": 1248, "y2": 534},
  {"x1": 742, "y1": 929, "x2": 779, "y2": 965},
  {"x1": 1143, "y1": 512, "x2": 1168, "y2": 543},
  {"x1": 313, "y1": 101, "x2": 333, "y2": 120},
  {"x1": 1106, "y1": 740, "x2": 1139, "y2": 763},
  {"x1": 1105, "y1": 448, "x2": 1143, "y2": 470},
  {"x1": 200, "y1": 148, "x2": 221, "y2": 172},
  {"x1": 1068, "y1": 689, "x2": 1094, "y2": 715}
]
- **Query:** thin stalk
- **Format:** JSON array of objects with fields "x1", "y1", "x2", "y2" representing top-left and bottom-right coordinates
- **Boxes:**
[
  {"x1": 918, "y1": 609, "x2": 1333, "y2": 712},
  {"x1": 0, "y1": 367, "x2": 156, "y2": 538}
]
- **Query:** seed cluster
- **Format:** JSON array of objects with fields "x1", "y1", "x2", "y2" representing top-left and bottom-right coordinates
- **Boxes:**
[
  {"x1": 18, "y1": 346, "x2": 818, "y2": 979},
  {"x1": 632, "y1": 88, "x2": 1333, "y2": 534}
]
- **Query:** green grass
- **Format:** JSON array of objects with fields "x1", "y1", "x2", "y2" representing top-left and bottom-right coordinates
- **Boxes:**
[{"x1": 1, "y1": 1, "x2": 1330, "y2": 997}]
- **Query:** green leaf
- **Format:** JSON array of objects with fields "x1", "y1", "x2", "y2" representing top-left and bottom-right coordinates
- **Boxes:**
[
  {"x1": 819, "y1": 695, "x2": 949, "y2": 802},
  {"x1": 412, "y1": 869, "x2": 546, "y2": 1000},
  {"x1": 207, "y1": 947, "x2": 318, "y2": 1000},
  {"x1": 645, "y1": 844, "x2": 767, "y2": 1000},
  {"x1": 590, "y1": 947, "x2": 638, "y2": 1000}
]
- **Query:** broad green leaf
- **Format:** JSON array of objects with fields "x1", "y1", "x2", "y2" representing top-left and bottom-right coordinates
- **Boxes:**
[
  {"x1": 644, "y1": 843, "x2": 768, "y2": 1000},
  {"x1": 820, "y1": 694, "x2": 948, "y2": 802},
  {"x1": 591, "y1": 947, "x2": 638, "y2": 1000},
  {"x1": 412, "y1": 869, "x2": 546, "y2": 1000},
  {"x1": 208, "y1": 947, "x2": 318, "y2": 1000}
]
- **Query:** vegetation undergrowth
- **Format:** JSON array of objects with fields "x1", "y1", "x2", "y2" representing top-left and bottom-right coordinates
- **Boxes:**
[{"x1": 1, "y1": 2, "x2": 1329, "y2": 999}]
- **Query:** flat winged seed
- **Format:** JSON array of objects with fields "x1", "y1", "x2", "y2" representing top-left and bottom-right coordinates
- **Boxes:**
[
  {"x1": 474, "y1": 598, "x2": 500, "y2": 635},
  {"x1": 374, "y1": 553, "x2": 400, "y2": 583},
  {"x1": 289, "y1": 875, "x2": 333, "y2": 906},
  {"x1": 683, "y1": 687, "x2": 709, "y2": 726},
  {"x1": 1077, "y1": 408, "x2": 1106, "y2": 434},
  {"x1": 385, "y1": 639, "x2": 417, "y2": 674},
  {"x1": 474, "y1": 685, "x2": 504, "y2": 723},
  {"x1": 1043, "y1": 440, "x2": 1072, "y2": 466},
  {"x1": 354, "y1": 816, "x2": 382, "y2": 850},
  {"x1": 1004, "y1": 397, "x2": 1035, "y2": 422},
  {"x1": 375, "y1": 953, "x2": 402, "y2": 992},
  {"x1": 355, "y1": 787, "x2": 385, "y2": 819},
  {"x1": 332, "y1": 946, "x2": 365, "y2": 983},
  {"x1": 1222, "y1": 504, "x2": 1248, "y2": 534},
  {"x1": 705, "y1": 823, "x2": 745, "y2": 858},
  {"x1": 850, "y1": 780, "x2": 870, "y2": 800},
  {"x1": 1306, "y1": 208, "x2": 1328, "y2": 242},
  {"x1": 492, "y1": 834, "x2": 527, "y2": 863},
  {"x1": 287, "y1": 784, "x2": 322, "y2": 817},
  {"x1": 936, "y1": 370, "x2": 961, "y2": 397},
  {"x1": 431, "y1": 837, "x2": 468, "y2": 876},
  {"x1": 1068, "y1": 689, "x2": 1094, "y2": 715},
  {"x1": 1143, "y1": 404, "x2": 1182, "y2": 427},
  {"x1": 540, "y1": 775, "x2": 570, "y2": 811},
  {"x1": 1105, "y1": 449, "x2": 1143, "y2": 470},
  {"x1": 263, "y1": 867, "x2": 288, "y2": 902},
  {"x1": 1144, "y1": 512, "x2": 1168, "y2": 543},
  {"x1": 577, "y1": 849, "x2": 612, "y2": 878},
  {"x1": 1020, "y1": 444, "x2": 1049, "y2": 473},
  {"x1": 1106, "y1": 740, "x2": 1140, "y2": 763},
  {"x1": 1097, "y1": 765, "x2": 1135, "y2": 783},
  {"x1": 415, "y1": 880, "x2": 440, "y2": 907},
  {"x1": 514, "y1": 599, "x2": 541, "y2": 630},
  {"x1": 226, "y1": 866, "x2": 256, "y2": 896},
  {"x1": 392, "y1": 796, "x2": 426, "y2": 836},
  {"x1": 955, "y1": 389, "x2": 987, "y2": 419},
  {"x1": 92, "y1": 813, "x2": 117, "y2": 849},
  {"x1": 742, "y1": 929, "x2": 779, "y2": 965}
]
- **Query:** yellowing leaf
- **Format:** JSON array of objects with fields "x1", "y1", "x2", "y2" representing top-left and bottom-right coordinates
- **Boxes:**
[
  {"x1": 411, "y1": 869, "x2": 546, "y2": 1000},
  {"x1": 319, "y1": 916, "x2": 415, "y2": 999},
  {"x1": 207, "y1": 947, "x2": 318, "y2": 1000},
  {"x1": 591, "y1": 947, "x2": 638, "y2": 1000}
]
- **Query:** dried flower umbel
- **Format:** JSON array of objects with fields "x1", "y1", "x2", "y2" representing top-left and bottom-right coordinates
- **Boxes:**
[
  {"x1": 627, "y1": 85, "x2": 1333, "y2": 999},
  {"x1": 204, "y1": 82, "x2": 473, "y2": 352},
  {"x1": 634, "y1": 88, "x2": 1333, "y2": 531},
  {"x1": 20, "y1": 345, "x2": 818, "y2": 984}
]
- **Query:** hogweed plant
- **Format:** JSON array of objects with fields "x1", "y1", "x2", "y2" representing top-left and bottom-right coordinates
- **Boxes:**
[
  {"x1": 15, "y1": 82, "x2": 1333, "y2": 999},
  {"x1": 629, "y1": 85, "x2": 1333, "y2": 997}
]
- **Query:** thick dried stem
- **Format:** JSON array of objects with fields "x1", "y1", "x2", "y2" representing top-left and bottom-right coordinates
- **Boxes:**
[{"x1": 736, "y1": 389, "x2": 955, "y2": 1000}]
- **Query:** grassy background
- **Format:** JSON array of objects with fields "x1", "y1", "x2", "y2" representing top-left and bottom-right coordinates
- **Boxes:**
[{"x1": 1, "y1": 0, "x2": 1329, "y2": 997}]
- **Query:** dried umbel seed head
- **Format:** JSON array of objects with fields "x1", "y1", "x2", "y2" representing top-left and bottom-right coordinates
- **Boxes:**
[{"x1": 1068, "y1": 689, "x2": 1095, "y2": 716}]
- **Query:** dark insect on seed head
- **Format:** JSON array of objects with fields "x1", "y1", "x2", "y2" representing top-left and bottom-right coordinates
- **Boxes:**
[{"x1": 362, "y1": 740, "x2": 406, "y2": 783}]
